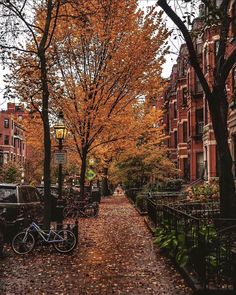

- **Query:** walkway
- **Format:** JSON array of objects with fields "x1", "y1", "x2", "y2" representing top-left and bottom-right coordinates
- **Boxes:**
[{"x1": 0, "y1": 195, "x2": 192, "y2": 294}]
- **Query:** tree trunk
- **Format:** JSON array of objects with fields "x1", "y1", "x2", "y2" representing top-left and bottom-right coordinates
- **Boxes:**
[
  {"x1": 79, "y1": 149, "x2": 87, "y2": 199},
  {"x1": 101, "y1": 166, "x2": 110, "y2": 196},
  {"x1": 40, "y1": 51, "x2": 52, "y2": 229},
  {"x1": 208, "y1": 89, "x2": 236, "y2": 218}
]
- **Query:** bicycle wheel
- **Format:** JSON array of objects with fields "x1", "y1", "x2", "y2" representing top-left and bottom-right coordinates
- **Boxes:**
[
  {"x1": 12, "y1": 232, "x2": 35, "y2": 255},
  {"x1": 53, "y1": 230, "x2": 77, "y2": 253},
  {"x1": 63, "y1": 206, "x2": 77, "y2": 219},
  {"x1": 84, "y1": 204, "x2": 97, "y2": 217}
]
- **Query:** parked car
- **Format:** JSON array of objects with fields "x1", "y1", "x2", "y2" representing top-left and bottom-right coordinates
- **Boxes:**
[
  {"x1": 0, "y1": 211, "x2": 5, "y2": 256},
  {"x1": 0, "y1": 183, "x2": 43, "y2": 241}
]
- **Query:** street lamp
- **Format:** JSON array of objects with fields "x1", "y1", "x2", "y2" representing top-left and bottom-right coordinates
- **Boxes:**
[{"x1": 54, "y1": 111, "x2": 67, "y2": 200}]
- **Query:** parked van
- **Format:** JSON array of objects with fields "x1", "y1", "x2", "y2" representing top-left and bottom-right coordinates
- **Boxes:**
[{"x1": 0, "y1": 183, "x2": 43, "y2": 241}]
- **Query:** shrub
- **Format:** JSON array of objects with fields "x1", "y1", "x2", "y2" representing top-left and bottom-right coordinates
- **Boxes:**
[
  {"x1": 186, "y1": 180, "x2": 219, "y2": 202},
  {"x1": 158, "y1": 179, "x2": 183, "y2": 192}
]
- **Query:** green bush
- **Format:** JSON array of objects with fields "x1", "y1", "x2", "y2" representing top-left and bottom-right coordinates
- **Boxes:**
[
  {"x1": 158, "y1": 179, "x2": 183, "y2": 192},
  {"x1": 154, "y1": 224, "x2": 221, "y2": 270}
]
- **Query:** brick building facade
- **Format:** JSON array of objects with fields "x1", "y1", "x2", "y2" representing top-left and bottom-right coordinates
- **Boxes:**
[
  {"x1": 162, "y1": 1, "x2": 236, "y2": 183},
  {"x1": 0, "y1": 103, "x2": 26, "y2": 166}
]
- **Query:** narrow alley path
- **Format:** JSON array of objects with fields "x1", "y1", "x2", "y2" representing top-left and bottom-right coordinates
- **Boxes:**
[{"x1": 0, "y1": 195, "x2": 192, "y2": 295}]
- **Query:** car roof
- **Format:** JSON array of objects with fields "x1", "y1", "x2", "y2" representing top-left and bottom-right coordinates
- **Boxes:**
[
  {"x1": 0, "y1": 183, "x2": 18, "y2": 187},
  {"x1": 0, "y1": 183, "x2": 34, "y2": 188}
]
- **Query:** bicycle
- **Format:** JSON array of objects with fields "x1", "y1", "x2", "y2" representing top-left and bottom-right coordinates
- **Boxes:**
[
  {"x1": 63, "y1": 201, "x2": 99, "y2": 219},
  {"x1": 11, "y1": 222, "x2": 77, "y2": 255}
]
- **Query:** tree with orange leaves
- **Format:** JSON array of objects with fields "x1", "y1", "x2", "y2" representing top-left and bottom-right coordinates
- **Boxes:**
[
  {"x1": 95, "y1": 101, "x2": 177, "y2": 191},
  {"x1": 51, "y1": 0, "x2": 169, "y2": 197}
]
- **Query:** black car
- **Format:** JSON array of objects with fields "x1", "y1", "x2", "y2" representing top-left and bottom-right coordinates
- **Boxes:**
[{"x1": 0, "y1": 184, "x2": 43, "y2": 241}]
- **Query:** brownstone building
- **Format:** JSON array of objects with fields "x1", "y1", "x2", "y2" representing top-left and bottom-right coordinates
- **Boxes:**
[
  {"x1": 162, "y1": 1, "x2": 236, "y2": 183},
  {"x1": 0, "y1": 103, "x2": 26, "y2": 166}
]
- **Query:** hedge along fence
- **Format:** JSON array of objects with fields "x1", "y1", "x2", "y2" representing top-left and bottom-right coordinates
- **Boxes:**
[
  {"x1": 147, "y1": 196, "x2": 236, "y2": 293},
  {"x1": 125, "y1": 188, "x2": 142, "y2": 204},
  {"x1": 126, "y1": 189, "x2": 186, "y2": 215}
]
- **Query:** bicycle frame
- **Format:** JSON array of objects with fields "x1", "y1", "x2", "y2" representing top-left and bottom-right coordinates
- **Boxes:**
[{"x1": 25, "y1": 222, "x2": 66, "y2": 243}]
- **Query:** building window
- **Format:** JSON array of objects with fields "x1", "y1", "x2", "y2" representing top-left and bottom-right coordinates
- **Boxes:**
[
  {"x1": 196, "y1": 108, "x2": 204, "y2": 135},
  {"x1": 4, "y1": 118, "x2": 9, "y2": 128},
  {"x1": 4, "y1": 135, "x2": 9, "y2": 145},
  {"x1": 174, "y1": 131, "x2": 178, "y2": 148},
  {"x1": 183, "y1": 122, "x2": 188, "y2": 143},
  {"x1": 196, "y1": 75, "x2": 203, "y2": 93},
  {"x1": 182, "y1": 87, "x2": 188, "y2": 106},
  {"x1": 0, "y1": 153, "x2": 3, "y2": 165},
  {"x1": 196, "y1": 152, "x2": 204, "y2": 179},
  {"x1": 183, "y1": 158, "x2": 190, "y2": 181},
  {"x1": 173, "y1": 102, "x2": 177, "y2": 118}
]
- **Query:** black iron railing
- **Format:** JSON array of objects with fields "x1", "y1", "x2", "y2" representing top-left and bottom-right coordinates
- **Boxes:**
[{"x1": 147, "y1": 195, "x2": 236, "y2": 293}]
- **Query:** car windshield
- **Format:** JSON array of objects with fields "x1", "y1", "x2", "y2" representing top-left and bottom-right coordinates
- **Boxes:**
[{"x1": 0, "y1": 187, "x2": 17, "y2": 203}]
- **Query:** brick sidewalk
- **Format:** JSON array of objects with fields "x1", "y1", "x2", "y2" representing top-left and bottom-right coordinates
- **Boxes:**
[{"x1": 0, "y1": 195, "x2": 192, "y2": 295}]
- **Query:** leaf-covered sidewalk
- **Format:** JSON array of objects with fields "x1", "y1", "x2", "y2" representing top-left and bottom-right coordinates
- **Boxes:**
[{"x1": 0, "y1": 195, "x2": 192, "y2": 294}]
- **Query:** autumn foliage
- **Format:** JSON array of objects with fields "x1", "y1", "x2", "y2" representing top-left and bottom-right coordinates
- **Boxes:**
[
  {"x1": 50, "y1": 0, "x2": 169, "y2": 195},
  {"x1": 3, "y1": 0, "x2": 172, "y2": 198}
]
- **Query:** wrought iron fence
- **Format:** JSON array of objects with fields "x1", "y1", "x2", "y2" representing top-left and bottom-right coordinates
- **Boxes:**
[{"x1": 147, "y1": 195, "x2": 236, "y2": 293}]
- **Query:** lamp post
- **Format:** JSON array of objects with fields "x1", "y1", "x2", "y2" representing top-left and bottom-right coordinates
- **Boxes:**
[{"x1": 54, "y1": 111, "x2": 67, "y2": 200}]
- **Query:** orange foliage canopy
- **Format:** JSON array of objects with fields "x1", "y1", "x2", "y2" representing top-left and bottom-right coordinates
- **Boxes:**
[{"x1": 49, "y1": 0, "x2": 169, "y2": 191}]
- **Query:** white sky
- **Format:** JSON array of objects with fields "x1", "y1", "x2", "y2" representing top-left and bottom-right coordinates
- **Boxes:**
[{"x1": 0, "y1": 0, "x2": 180, "y2": 110}]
